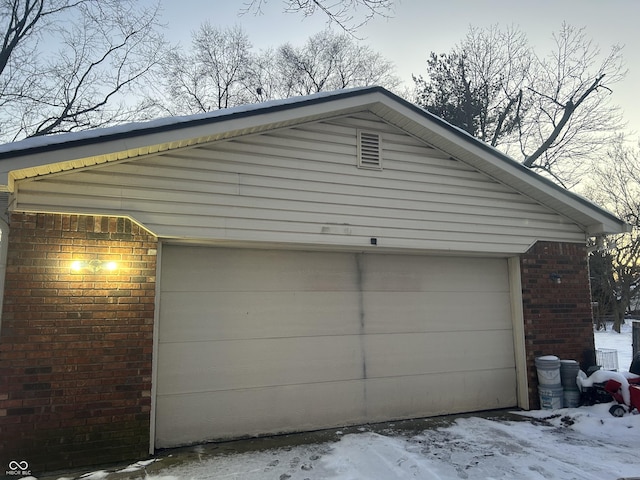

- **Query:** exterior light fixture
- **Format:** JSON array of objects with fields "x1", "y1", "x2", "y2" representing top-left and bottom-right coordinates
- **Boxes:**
[
  {"x1": 71, "y1": 259, "x2": 118, "y2": 273},
  {"x1": 549, "y1": 272, "x2": 562, "y2": 284}
]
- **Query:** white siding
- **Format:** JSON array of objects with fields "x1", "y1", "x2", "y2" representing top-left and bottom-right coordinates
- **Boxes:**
[{"x1": 15, "y1": 112, "x2": 585, "y2": 254}]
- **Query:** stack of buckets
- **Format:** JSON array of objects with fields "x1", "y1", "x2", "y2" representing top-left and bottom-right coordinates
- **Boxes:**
[
  {"x1": 560, "y1": 359, "x2": 581, "y2": 408},
  {"x1": 535, "y1": 356, "x2": 563, "y2": 409},
  {"x1": 536, "y1": 355, "x2": 581, "y2": 409}
]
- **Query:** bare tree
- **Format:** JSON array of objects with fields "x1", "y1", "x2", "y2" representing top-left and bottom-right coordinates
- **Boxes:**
[
  {"x1": 243, "y1": 48, "x2": 284, "y2": 103},
  {"x1": 520, "y1": 24, "x2": 626, "y2": 182},
  {"x1": 241, "y1": 0, "x2": 395, "y2": 33},
  {"x1": 157, "y1": 24, "x2": 253, "y2": 116},
  {"x1": 0, "y1": 0, "x2": 167, "y2": 142},
  {"x1": 151, "y1": 26, "x2": 399, "y2": 115},
  {"x1": 584, "y1": 137, "x2": 640, "y2": 332},
  {"x1": 584, "y1": 138, "x2": 640, "y2": 230},
  {"x1": 414, "y1": 25, "x2": 531, "y2": 148},
  {"x1": 414, "y1": 23, "x2": 626, "y2": 186},
  {"x1": 589, "y1": 232, "x2": 640, "y2": 333},
  {"x1": 275, "y1": 29, "x2": 399, "y2": 97}
]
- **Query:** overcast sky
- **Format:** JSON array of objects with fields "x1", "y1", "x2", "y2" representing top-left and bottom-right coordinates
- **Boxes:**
[{"x1": 155, "y1": 0, "x2": 640, "y2": 139}]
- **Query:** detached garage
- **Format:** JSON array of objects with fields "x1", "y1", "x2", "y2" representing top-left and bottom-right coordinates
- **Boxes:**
[{"x1": 0, "y1": 87, "x2": 628, "y2": 470}]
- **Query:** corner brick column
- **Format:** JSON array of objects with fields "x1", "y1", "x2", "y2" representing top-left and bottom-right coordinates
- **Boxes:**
[
  {"x1": 520, "y1": 241, "x2": 594, "y2": 408},
  {"x1": 0, "y1": 213, "x2": 157, "y2": 472}
]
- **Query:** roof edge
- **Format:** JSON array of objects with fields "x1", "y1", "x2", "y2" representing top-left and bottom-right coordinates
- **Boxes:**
[{"x1": 0, "y1": 87, "x2": 384, "y2": 160}]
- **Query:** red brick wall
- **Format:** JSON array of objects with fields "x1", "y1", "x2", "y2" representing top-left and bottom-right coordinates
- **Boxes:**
[
  {"x1": 0, "y1": 213, "x2": 157, "y2": 472},
  {"x1": 520, "y1": 241, "x2": 595, "y2": 408}
]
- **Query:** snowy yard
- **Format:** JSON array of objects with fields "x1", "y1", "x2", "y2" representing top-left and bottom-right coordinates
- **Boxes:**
[
  {"x1": 42, "y1": 321, "x2": 639, "y2": 480},
  {"x1": 595, "y1": 320, "x2": 635, "y2": 370}
]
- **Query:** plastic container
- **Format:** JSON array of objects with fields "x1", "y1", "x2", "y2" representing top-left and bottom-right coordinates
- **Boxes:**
[
  {"x1": 560, "y1": 360, "x2": 580, "y2": 391},
  {"x1": 539, "y1": 385, "x2": 564, "y2": 410},
  {"x1": 535, "y1": 355, "x2": 561, "y2": 387},
  {"x1": 596, "y1": 348, "x2": 619, "y2": 371}
]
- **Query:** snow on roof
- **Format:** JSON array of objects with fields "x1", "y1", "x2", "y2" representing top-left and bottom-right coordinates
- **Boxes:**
[{"x1": 0, "y1": 86, "x2": 375, "y2": 158}]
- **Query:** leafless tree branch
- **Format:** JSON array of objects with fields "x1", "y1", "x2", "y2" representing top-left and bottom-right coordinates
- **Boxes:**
[
  {"x1": 0, "y1": 0, "x2": 168, "y2": 141},
  {"x1": 240, "y1": 0, "x2": 394, "y2": 34},
  {"x1": 414, "y1": 23, "x2": 626, "y2": 186}
]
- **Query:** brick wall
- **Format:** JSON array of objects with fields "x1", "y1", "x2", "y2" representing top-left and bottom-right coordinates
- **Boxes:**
[
  {"x1": 520, "y1": 241, "x2": 594, "y2": 408},
  {"x1": 0, "y1": 213, "x2": 157, "y2": 473}
]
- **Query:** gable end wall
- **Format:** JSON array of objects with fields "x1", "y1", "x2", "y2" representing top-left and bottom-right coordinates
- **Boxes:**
[
  {"x1": 0, "y1": 212, "x2": 157, "y2": 472},
  {"x1": 14, "y1": 113, "x2": 586, "y2": 254}
]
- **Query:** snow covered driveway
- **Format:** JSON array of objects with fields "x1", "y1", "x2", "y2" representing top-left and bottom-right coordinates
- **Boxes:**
[{"x1": 65, "y1": 405, "x2": 639, "y2": 480}]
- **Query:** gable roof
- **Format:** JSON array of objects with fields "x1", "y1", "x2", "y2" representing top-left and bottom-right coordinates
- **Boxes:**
[{"x1": 0, "y1": 86, "x2": 628, "y2": 236}]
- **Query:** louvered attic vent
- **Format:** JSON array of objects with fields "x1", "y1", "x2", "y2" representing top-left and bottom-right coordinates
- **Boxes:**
[{"x1": 357, "y1": 130, "x2": 382, "y2": 170}]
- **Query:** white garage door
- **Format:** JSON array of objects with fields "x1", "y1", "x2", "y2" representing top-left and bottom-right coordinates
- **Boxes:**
[{"x1": 155, "y1": 246, "x2": 517, "y2": 448}]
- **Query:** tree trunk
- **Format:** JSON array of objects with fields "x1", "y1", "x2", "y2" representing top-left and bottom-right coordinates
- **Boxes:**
[{"x1": 613, "y1": 302, "x2": 624, "y2": 333}]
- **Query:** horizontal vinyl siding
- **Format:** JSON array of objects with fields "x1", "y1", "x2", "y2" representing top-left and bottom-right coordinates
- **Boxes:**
[{"x1": 14, "y1": 112, "x2": 585, "y2": 253}]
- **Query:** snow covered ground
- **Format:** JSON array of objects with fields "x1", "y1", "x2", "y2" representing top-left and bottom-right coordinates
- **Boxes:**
[
  {"x1": 594, "y1": 319, "x2": 636, "y2": 370},
  {"x1": 39, "y1": 320, "x2": 638, "y2": 480}
]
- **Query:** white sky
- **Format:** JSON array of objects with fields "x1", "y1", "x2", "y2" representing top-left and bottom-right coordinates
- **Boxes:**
[{"x1": 155, "y1": 0, "x2": 640, "y2": 139}]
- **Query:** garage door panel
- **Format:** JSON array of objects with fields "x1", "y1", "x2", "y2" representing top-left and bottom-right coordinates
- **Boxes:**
[
  {"x1": 364, "y1": 330, "x2": 515, "y2": 378},
  {"x1": 365, "y1": 369, "x2": 518, "y2": 422},
  {"x1": 157, "y1": 247, "x2": 517, "y2": 448},
  {"x1": 160, "y1": 291, "x2": 362, "y2": 342},
  {"x1": 162, "y1": 246, "x2": 359, "y2": 292},
  {"x1": 362, "y1": 255, "x2": 509, "y2": 292},
  {"x1": 155, "y1": 380, "x2": 368, "y2": 448},
  {"x1": 363, "y1": 291, "x2": 512, "y2": 334},
  {"x1": 157, "y1": 336, "x2": 364, "y2": 395}
]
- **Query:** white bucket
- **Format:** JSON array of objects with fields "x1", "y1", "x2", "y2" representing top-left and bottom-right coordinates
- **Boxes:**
[
  {"x1": 539, "y1": 385, "x2": 564, "y2": 410},
  {"x1": 535, "y1": 355, "x2": 561, "y2": 387}
]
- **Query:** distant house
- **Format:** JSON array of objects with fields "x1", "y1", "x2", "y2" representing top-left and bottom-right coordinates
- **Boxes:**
[{"x1": 0, "y1": 87, "x2": 628, "y2": 472}]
